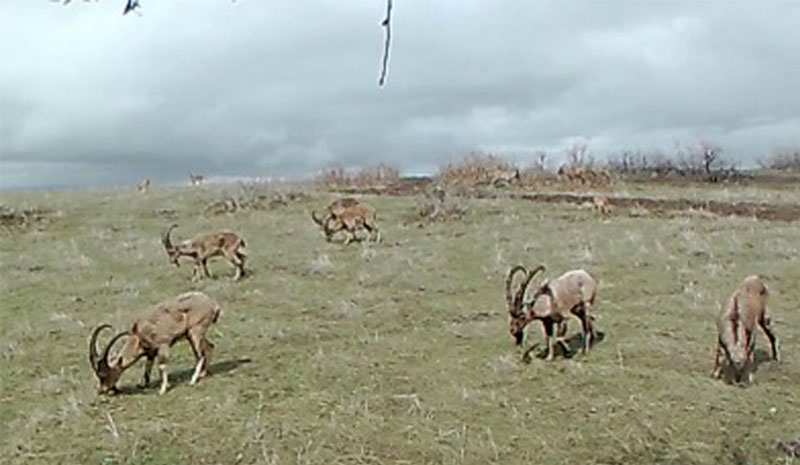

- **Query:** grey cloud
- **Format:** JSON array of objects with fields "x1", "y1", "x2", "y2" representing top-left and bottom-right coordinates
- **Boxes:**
[{"x1": 1, "y1": 1, "x2": 799, "y2": 189}]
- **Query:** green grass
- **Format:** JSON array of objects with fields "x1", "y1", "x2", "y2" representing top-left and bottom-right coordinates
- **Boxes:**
[{"x1": 1, "y1": 184, "x2": 799, "y2": 464}]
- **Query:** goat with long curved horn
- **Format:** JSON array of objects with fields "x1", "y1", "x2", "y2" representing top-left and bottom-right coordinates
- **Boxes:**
[
  {"x1": 88, "y1": 324, "x2": 112, "y2": 371},
  {"x1": 161, "y1": 225, "x2": 247, "y2": 281},
  {"x1": 505, "y1": 265, "x2": 545, "y2": 345},
  {"x1": 87, "y1": 292, "x2": 222, "y2": 395},
  {"x1": 311, "y1": 210, "x2": 326, "y2": 226}
]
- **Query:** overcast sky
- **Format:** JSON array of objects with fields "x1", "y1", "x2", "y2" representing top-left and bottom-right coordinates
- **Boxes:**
[{"x1": 1, "y1": 1, "x2": 799, "y2": 189}]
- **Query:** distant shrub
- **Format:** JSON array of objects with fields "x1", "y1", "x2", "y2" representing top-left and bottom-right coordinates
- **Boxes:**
[
  {"x1": 318, "y1": 163, "x2": 400, "y2": 189},
  {"x1": 759, "y1": 148, "x2": 800, "y2": 171},
  {"x1": 411, "y1": 185, "x2": 468, "y2": 224},
  {"x1": 0, "y1": 205, "x2": 54, "y2": 232},
  {"x1": 437, "y1": 152, "x2": 519, "y2": 187},
  {"x1": 204, "y1": 181, "x2": 310, "y2": 216},
  {"x1": 555, "y1": 143, "x2": 615, "y2": 188},
  {"x1": 605, "y1": 142, "x2": 745, "y2": 183}
]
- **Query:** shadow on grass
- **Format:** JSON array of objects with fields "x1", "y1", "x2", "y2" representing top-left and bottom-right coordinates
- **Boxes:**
[
  {"x1": 523, "y1": 331, "x2": 606, "y2": 362},
  {"x1": 715, "y1": 348, "x2": 780, "y2": 386},
  {"x1": 116, "y1": 357, "x2": 252, "y2": 396}
]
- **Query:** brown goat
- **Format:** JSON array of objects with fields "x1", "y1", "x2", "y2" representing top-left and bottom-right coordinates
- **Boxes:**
[
  {"x1": 490, "y1": 168, "x2": 521, "y2": 187},
  {"x1": 311, "y1": 197, "x2": 361, "y2": 232},
  {"x1": 88, "y1": 291, "x2": 221, "y2": 395},
  {"x1": 312, "y1": 198, "x2": 380, "y2": 244},
  {"x1": 712, "y1": 275, "x2": 780, "y2": 383},
  {"x1": 506, "y1": 265, "x2": 598, "y2": 361},
  {"x1": 592, "y1": 195, "x2": 612, "y2": 215},
  {"x1": 162, "y1": 224, "x2": 246, "y2": 281}
]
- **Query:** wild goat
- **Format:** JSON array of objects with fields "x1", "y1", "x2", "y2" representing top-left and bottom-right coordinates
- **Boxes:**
[
  {"x1": 162, "y1": 224, "x2": 246, "y2": 281},
  {"x1": 88, "y1": 291, "x2": 221, "y2": 395},
  {"x1": 311, "y1": 197, "x2": 361, "y2": 230},
  {"x1": 137, "y1": 178, "x2": 151, "y2": 193},
  {"x1": 490, "y1": 168, "x2": 521, "y2": 187},
  {"x1": 592, "y1": 195, "x2": 612, "y2": 215},
  {"x1": 506, "y1": 265, "x2": 598, "y2": 360},
  {"x1": 312, "y1": 198, "x2": 380, "y2": 244},
  {"x1": 189, "y1": 173, "x2": 205, "y2": 186},
  {"x1": 712, "y1": 275, "x2": 779, "y2": 383}
]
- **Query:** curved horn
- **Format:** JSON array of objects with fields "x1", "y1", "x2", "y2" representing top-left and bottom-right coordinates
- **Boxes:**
[
  {"x1": 161, "y1": 224, "x2": 178, "y2": 250},
  {"x1": 515, "y1": 265, "x2": 545, "y2": 311},
  {"x1": 89, "y1": 324, "x2": 112, "y2": 372},
  {"x1": 311, "y1": 210, "x2": 325, "y2": 226},
  {"x1": 100, "y1": 331, "x2": 129, "y2": 369},
  {"x1": 505, "y1": 265, "x2": 528, "y2": 317}
]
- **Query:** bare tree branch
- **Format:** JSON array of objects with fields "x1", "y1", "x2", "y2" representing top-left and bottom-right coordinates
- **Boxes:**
[
  {"x1": 378, "y1": 0, "x2": 393, "y2": 87},
  {"x1": 123, "y1": 0, "x2": 141, "y2": 15}
]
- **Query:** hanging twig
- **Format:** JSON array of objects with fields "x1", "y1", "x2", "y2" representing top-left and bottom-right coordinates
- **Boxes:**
[
  {"x1": 378, "y1": 0, "x2": 393, "y2": 87},
  {"x1": 122, "y1": 0, "x2": 141, "y2": 15}
]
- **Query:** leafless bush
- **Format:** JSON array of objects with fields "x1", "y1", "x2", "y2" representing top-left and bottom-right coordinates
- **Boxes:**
[
  {"x1": 758, "y1": 148, "x2": 800, "y2": 171},
  {"x1": 205, "y1": 181, "x2": 309, "y2": 216},
  {"x1": 606, "y1": 150, "x2": 680, "y2": 177},
  {"x1": 0, "y1": 205, "x2": 54, "y2": 231},
  {"x1": 411, "y1": 185, "x2": 468, "y2": 224},
  {"x1": 437, "y1": 152, "x2": 517, "y2": 187},
  {"x1": 556, "y1": 143, "x2": 616, "y2": 187},
  {"x1": 318, "y1": 163, "x2": 400, "y2": 190},
  {"x1": 606, "y1": 142, "x2": 746, "y2": 183}
]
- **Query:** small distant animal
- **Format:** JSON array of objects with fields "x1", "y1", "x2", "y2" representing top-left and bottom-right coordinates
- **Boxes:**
[
  {"x1": 312, "y1": 198, "x2": 380, "y2": 244},
  {"x1": 592, "y1": 195, "x2": 612, "y2": 215},
  {"x1": 189, "y1": 173, "x2": 205, "y2": 186},
  {"x1": 490, "y1": 168, "x2": 521, "y2": 187},
  {"x1": 137, "y1": 179, "x2": 151, "y2": 193},
  {"x1": 161, "y1": 224, "x2": 247, "y2": 281},
  {"x1": 311, "y1": 198, "x2": 361, "y2": 230},
  {"x1": 88, "y1": 291, "x2": 221, "y2": 395},
  {"x1": 712, "y1": 275, "x2": 779, "y2": 383}
]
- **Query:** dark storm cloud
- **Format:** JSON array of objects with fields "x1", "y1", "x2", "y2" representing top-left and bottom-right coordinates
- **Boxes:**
[{"x1": 1, "y1": 1, "x2": 799, "y2": 189}]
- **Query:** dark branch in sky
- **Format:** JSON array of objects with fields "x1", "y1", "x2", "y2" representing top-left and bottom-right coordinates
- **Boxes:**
[
  {"x1": 378, "y1": 0, "x2": 393, "y2": 87},
  {"x1": 123, "y1": 0, "x2": 140, "y2": 15}
]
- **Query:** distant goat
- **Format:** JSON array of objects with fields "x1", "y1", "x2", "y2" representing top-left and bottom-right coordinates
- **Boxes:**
[
  {"x1": 88, "y1": 291, "x2": 221, "y2": 395},
  {"x1": 311, "y1": 197, "x2": 361, "y2": 231},
  {"x1": 189, "y1": 173, "x2": 205, "y2": 186},
  {"x1": 162, "y1": 224, "x2": 246, "y2": 281},
  {"x1": 490, "y1": 168, "x2": 521, "y2": 187},
  {"x1": 312, "y1": 198, "x2": 380, "y2": 244},
  {"x1": 592, "y1": 195, "x2": 612, "y2": 215},
  {"x1": 712, "y1": 275, "x2": 779, "y2": 383},
  {"x1": 137, "y1": 179, "x2": 151, "y2": 193},
  {"x1": 506, "y1": 265, "x2": 598, "y2": 360}
]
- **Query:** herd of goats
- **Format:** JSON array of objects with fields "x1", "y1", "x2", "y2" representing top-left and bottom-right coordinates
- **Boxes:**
[{"x1": 87, "y1": 195, "x2": 781, "y2": 396}]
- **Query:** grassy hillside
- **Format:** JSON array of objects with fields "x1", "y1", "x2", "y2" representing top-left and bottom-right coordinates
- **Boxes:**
[{"x1": 1, "y1": 184, "x2": 798, "y2": 464}]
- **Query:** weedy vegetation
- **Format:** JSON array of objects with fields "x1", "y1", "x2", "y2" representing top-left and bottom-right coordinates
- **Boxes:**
[{"x1": 1, "y1": 177, "x2": 799, "y2": 464}]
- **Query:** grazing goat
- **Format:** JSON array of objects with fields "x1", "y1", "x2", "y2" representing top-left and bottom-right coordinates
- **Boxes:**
[
  {"x1": 189, "y1": 173, "x2": 205, "y2": 186},
  {"x1": 88, "y1": 291, "x2": 221, "y2": 395},
  {"x1": 137, "y1": 179, "x2": 151, "y2": 193},
  {"x1": 311, "y1": 197, "x2": 361, "y2": 231},
  {"x1": 312, "y1": 198, "x2": 380, "y2": 244},
  {"x1": 162, "y1": 224, "x2": 246, "y2": 281},
  {"x1": 506, "y1": 265, "x2": 598, "y2": 360},
  {"x1": 712, "y1": 275, "x2": 779, "y2": 383},
  {"x1": 592, "y1": 195, "x2": 612, "y2": 215}
]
